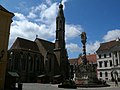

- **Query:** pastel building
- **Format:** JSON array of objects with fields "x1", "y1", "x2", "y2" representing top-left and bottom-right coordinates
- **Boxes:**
[{"x1": 96, "y1": 39, "x2": 120, "y2": 81}]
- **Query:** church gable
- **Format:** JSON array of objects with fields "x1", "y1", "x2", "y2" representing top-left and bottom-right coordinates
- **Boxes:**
[
  {"x1": 10, "y1": 37, "x2": 39, "y2": 52},
  {"x1": 35, "y1": 38, "x2": 55, "y2": 54}
]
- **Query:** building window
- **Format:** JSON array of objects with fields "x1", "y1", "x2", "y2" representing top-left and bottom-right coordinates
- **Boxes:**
[
  {"x1": 9, "y1": 51, "x2": 14, "y2": 71},
  {"x1": 109, "y1": 53, "x2": 111, "y2": 57},
  {"x1": 111, "y1": 72, "x2": 113, "y2": 77},
  {"x1": 109, "y1": 60, "x2": 112, "y2": 67},
  {"x1": 105, "y1": 78, "x2": 108, "y2": 80},
  {"x1": 36, "y1": 57, "x2": 40, "y2": 71},
  {"x1": 14, "y1": 53, "x2": 19, "y2": 71},
  {"x1": 100, "y1": 72, "x2": 102, "y2": 77},
  {"x1": 104, "y1": 54, "x2": 106, "y2": 58},
  {"x1": 49, "y1": 58, "x2": 52, "y2": 72},
  {"x1": 28, "y1": 55, "x2": 33, "y2": 71},
  {"x1": 21, "y1": 54, "x2": 26, "y2": 71},
  {"x1": 105, "y1": 72, "x2": 108, "y2": 77},
  {"x1": 104, "y1": 61, "x2": 107, "y2": 67},
  {"x1": 115, "y1": 52, "x2": 117, "y2": 57},
  {"x1": 99, "y1": 61, "x2": 102, "y2": 68},
  {"x1": 99, "y1": 55, "x2": 101, "y2": 58},
  {"x1": 116, "y1": 59, "x2": 118, "y2": 66}
]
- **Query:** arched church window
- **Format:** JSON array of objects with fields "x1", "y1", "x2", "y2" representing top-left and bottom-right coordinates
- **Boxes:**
[
  {"x1": 14, "y1": 52, "x2": 20, "y2": 71},
  {"x1": 34, "y1": 54, "x2": 40, "y2": 72},
  {"x1": 9, "y1": 51, "x2": 14, "y2": 71},
  {"x1": 21, "y1": 53, "x2": 26, "y2": 71},
  {"x1": 20, "y1": 52, "x2": 23, "y2": 58},
  {"x1": 28, "y1": 54, "x2": 33, "y2": 71},
  {"x1": 36, "y1": 56, "x2": 40, "y2": 71},
  {"x1": 49, "y1": 58, "x2": 52, "y2": 72}
]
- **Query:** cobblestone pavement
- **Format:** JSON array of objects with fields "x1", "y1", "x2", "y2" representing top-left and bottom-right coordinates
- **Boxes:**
[{"x1": 22, "y1": 82, "x2": 120, "y2": 90}]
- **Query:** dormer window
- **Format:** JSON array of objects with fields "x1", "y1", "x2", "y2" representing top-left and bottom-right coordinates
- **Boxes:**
[{"x1": 104, "y1": 54, "x2": 106, "y2": 58}]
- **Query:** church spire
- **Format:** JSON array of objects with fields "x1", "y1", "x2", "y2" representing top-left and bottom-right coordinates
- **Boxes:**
[
  {"x1": 55, "y1": 2, "x2": 65, "y2": 49},
  {"x1": 57, "y1": 3, "x2": 64, "y2": 18}
]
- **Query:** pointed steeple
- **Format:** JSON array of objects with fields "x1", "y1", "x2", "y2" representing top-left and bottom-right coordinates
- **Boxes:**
[
  {"x1": 54, "y1": 2, "x2": 69, "y2": 80},
  {"x1": 55, "y1": 3, "x2": 65, "y2": 49},
  {"x1": 57, "y1": 3, "x2": 64, "y2": 18}
]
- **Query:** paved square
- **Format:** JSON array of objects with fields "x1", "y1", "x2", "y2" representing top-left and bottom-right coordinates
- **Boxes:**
[{"x1": 22, "y1": 83, "x2": 120, "y2": 90}]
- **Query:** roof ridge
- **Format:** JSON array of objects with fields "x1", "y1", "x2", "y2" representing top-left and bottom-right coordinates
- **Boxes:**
[
  {"x1": 101, "y1": 40, "x2": 116, "y2": 44},
  {"x1": 17, "y1": 37, "x2": 34, "y2": 43},
  {"x1": 0, "y1": 5, "x2": 14, "y2": 15},
  {"x1": 36, "y1": 38, "x2": 54, "y2": 44}
]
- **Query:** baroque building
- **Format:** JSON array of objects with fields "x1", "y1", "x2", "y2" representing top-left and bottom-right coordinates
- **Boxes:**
[
  {"x1": 96, "y1": 39, "x2": 120, "y2": 81},
  {"x1": 7, "y1": 3, "x2": 69, "y2": 83}
]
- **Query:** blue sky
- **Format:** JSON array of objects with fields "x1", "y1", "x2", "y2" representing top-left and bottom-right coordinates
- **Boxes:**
[{"x1": 1, "y1": 0, "x2": 120, "y2": 58}]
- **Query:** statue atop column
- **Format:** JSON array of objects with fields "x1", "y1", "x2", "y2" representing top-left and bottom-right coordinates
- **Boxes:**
[{"x1": 81, "y1": 32, "x2": 87, "y2": 65}]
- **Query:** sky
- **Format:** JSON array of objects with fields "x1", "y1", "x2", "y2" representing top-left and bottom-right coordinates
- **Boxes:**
[{"x1": 1, "y1": 0, "x2": 120, "y2": 58}]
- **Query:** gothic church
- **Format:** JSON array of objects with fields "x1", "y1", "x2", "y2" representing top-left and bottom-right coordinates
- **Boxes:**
[{"x1": 7, "y1": 3, "x2": 69, "y2": 83}]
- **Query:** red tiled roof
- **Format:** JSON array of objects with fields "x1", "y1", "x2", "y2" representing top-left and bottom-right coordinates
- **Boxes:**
[
  {"x1": 86, "y1": 54, "x2": 97, "y2": 63},
  {"x1": 69, "y1": 54, "x2": 97, "y2": 65},
  {"x1": 96, "y1": 40, "x2": 120, "y2": 53},
  {"x1": 78, "y1": 54, "x2": 97, "y2": 64},
  {"x1": 69, "y1": 58, "x2": 78, "y2": 65}
]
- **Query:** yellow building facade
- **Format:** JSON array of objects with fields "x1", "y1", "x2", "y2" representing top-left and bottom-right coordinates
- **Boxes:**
[{"x1": 0, "y1": 5, "x2": 14, "y2": 90}]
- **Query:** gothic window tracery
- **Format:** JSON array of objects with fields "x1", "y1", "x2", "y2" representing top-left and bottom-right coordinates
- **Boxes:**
[
  {"x1": 28, "y1": 54, "x2": 33, "y2": 71},
  {"x1": 21, "y1": 52, "x2": 26, "y2": 71}
]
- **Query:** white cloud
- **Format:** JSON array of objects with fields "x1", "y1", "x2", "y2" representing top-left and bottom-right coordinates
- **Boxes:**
[
  {"x1": 103, "y1": 29, "x2": 120, "y2": 42},
  {"x1": 40, "y1": 3, "x2": 58, "y2": 24},
  {"x1": 66, "y1": 43, "x2": 81, "y2": 52},
  {"x1": 65, "y1": 24, "x2": 82, "y2": 39},
  {"x1": 27, "y1": 12, "x2": 37, "y2": 19},
  {"x1": 14, "y1": 13, "x2": 27, "y2": 21},
  {"x1": 86, "y1": 41, "x2": 100, "y2": 54},
  {"x1": 45, "y1": 0, "x2": 52, "y2": 5},
  {"x1": 82, "y1": 29, "x2": 120, "y2": 54},
  {"x1": 9, "y1": 1, "x2": 82, "y2": 51},
  {"x1": 61, "y1": 0, "x2": 68, "y2": 9}
]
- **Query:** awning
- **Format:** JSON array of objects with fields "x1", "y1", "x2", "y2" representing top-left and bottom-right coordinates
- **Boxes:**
[{"x1": 8, "y1": 72, "x2": 19, "y2": 77}]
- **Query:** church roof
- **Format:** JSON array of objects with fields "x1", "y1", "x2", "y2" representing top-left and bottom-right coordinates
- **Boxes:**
[
  {"x1": 9, "y1": 37, "x2": 39, "y2": 52},
  {"x1": 35, "y1": 38, "x2": 55, "y2": 53},
  {"x1": 0, "y1": 5, "x2": 14, "y2": 15},
  {"x1": 96, "y1": 39, "x2": 120, "y2": 53}
]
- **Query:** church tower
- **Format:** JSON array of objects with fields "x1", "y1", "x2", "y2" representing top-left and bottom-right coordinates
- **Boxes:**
[
  {"x1": 54, "y1": 3, "x2": 69, "y2": 79},
  {"x1": 55, "y1": 3, "x2": 65, "y2": 49}
]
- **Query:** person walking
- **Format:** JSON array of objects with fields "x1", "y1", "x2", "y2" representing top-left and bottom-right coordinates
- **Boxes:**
[{"x1": 115, "y1": 79, "x2": 118, "y2": 86}]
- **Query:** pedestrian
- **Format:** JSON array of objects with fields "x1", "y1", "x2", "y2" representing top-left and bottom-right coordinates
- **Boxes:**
[{"x1": 115, "y1": 79, "x2": 118, "y2": 86}]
